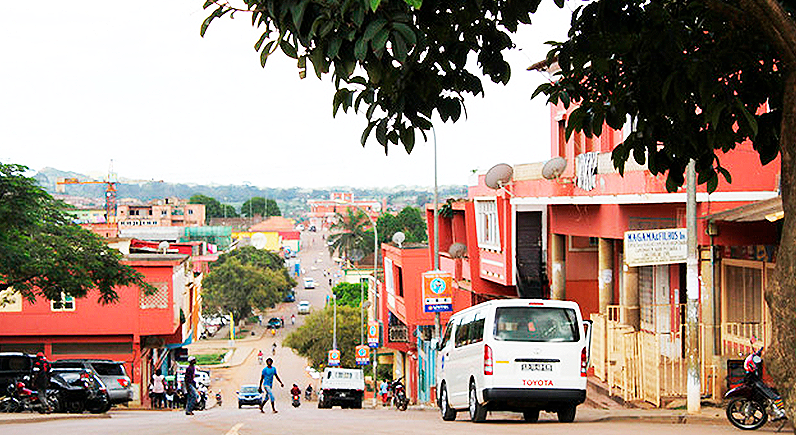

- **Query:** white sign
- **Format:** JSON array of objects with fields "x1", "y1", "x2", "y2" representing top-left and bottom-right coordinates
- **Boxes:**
[{"x1": 624, "y1": 228, "x2": 687, "y2": 267}]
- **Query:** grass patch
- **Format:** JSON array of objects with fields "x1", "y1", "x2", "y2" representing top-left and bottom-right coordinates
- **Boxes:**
[{"x1": 194, "y1": 351, "x2": 227, "y2": 365}]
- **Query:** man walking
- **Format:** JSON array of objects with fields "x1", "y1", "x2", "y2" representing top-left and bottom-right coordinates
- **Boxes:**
[
  {"x1": 184, "y1": 356, "x2": 198, "y2": 415},
  {"x1": 258, "y1": 358, "x2": 284, "y2": 413}
]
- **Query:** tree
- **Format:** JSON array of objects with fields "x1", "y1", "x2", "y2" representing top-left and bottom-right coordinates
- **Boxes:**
[
  {"x1": 213, "y1": 246, "x2": 296, "y2": 290},
  {"x1": 283, "y1": 305, "x2": 364, "y2": 369},
  {"x1": 377, "y1": 206, "x2": 427, "y2": 244},
  {"x1": 534, "y1": 0, "x2": 796, "y2": 422},
  {"x1": 189, "y1": 194, "x2": 238, "y2": 222},
  {"x1": 328, "y1": 208, "x2": 372, "y2": 261},
  {"x1": 332, "y1": 282, "x2": 366, "y2": 307},
  {"x1": 201, "y1": 0, "x2": 541, "y2": 154},
  {"x1": 202, "y1": 258, "x2": 286, "y2": 321},
  {"x1": 242, "y1": 197, "x2": 283, "y2": 218},
  {"x1": 0, "y1": 163, "x2": 151, "y2": 304}
]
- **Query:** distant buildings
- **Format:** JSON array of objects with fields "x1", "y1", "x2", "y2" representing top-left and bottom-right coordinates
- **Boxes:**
[{"x1": 307, "y1": 192, "x2": 383, "y2": 229}]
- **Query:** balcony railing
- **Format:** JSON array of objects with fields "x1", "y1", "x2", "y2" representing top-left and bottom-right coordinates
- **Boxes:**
[{"x1": 388, "y1": 325, "x2": 408, "y2": 342}]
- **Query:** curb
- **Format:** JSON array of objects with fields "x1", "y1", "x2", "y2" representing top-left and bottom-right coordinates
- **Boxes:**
[
  {"x1": 589, "y1": 413, "x2": 726, "y2": 425},
  {"x1": 0, "y1": 413, "x2": 111, "y2": 425}
]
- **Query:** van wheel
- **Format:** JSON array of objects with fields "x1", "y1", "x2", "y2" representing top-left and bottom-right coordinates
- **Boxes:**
[
  {"x1": 468, "y1": 382, "x2": 487, "y2": 423},
  {"x1": 557, "y1": 404, "x2": 577, "y2": 423},
  {"x1": 523, "y1": 409, "x2": 540, "y2": 422},
  {"x1": 439, "y1": 384, "x2": 457, "y2": 421}
]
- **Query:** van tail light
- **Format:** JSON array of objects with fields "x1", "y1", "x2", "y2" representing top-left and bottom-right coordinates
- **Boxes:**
[
  {"x1": 580, "y1": 347, "x2": 588, "y2": 377},
  {"x1": 118, "y1": 378, "x2": 130, "y2": 388},
  {"x1": 484, "y1": 344, "x2": 493, "y2": 376}
]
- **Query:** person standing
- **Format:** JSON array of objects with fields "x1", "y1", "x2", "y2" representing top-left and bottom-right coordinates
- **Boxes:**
[
  {"x1": 151, "y1": 371, "x2": 166, "y2": 409},
  {"x1": 379, "y1": 379, "x2": 390, "y2": 406},
  {"x1": 258, "y1": 358, "x2": 284, "y2": 413},
  {"x1": 31, "y1": 352, "x2": 51, "y2": 413},
  {"x1": 184, "y1": 356, "x2": 198, "y2": 415}
]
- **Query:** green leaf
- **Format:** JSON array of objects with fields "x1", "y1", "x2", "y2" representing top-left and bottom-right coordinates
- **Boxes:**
[
  {"x1": 333, "y1": 89, "x2": 346, "y2": 117},
  {"x1": 254, "y1": 32, "x2": 268, "y2": 52},
  {"x1": 371, "y1": 28, "x2": 390, "y2": 52},
  {"x1": 392, "y1": 32, "x2": 407, "y2": 62},
  {"x1": 404, "y1": 0, "x2": 422, "y2": 8},
  {"x1": 553, "y1": 0, "x2": 565, "y2": 8},
  {"x1": 291, "y1": 0, "x2": 309, "y2": 30},
  {"x1": 400, "y1": 126, "x2": 415, "y2": 153},
  {"x1": 376, "y1": 119, "x2": 388, "y2": 146},
  {"x1": 705, "y1": 172, "x2": 719, "y2": 193},
  {"x1": 327, "y1": 37, "x2": 343, "y2": 59},
  {"x1": 363, "y1": 19, "x2": 387, "y2": 42},
  {"x1": 200, "y1": 15, "x2": 215, "y2": 37},
  {"x1": 203, "y1": 0, "x2": 214, "y2": 9},
  {"x1": 260, "y1": 41, "x2": 275, "y2": 67},
  {"x1": 355, "y1": 38, "x2": 368, "y2": 61},
  {"x1": 361, "y1": 121, "x2": 377, "y2": 146},
  {"x1": 370, "y1": 0, "x2": 382, "y2": 12},
  {"x1": 280, "y1": 39, "x2": 298, "y2": 59},
  {"x1": 392, "y1": 23, "x2": 416, "y2": 46},
  {"x1": 717, "y1": 166, "x2": 732, "y2": 184}
]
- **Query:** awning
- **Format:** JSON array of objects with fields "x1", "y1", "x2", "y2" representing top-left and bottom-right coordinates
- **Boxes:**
[{"x1": 704, "y1": 196, "x2": 783, "y2": 222}]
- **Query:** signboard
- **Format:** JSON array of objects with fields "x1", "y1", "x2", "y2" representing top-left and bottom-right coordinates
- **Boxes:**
[
  {"x1": 367, "y1": 321, "x2": 380, "y2": 348},
  {"x1": 422, "y1": 270, "x2": 453, "y2": 313},
  {"x1": 624, "y1": 228, "x2": 687, "y2": 267},
  {"x1": 355, "y1": 345, "x2": 370, "y2": 366},
  {"x1": 328, "y1": 349, "x2": 341, "y2": 367}
]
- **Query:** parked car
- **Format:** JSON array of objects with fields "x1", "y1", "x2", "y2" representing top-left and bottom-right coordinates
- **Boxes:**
[
  {"x1": 237, "y1": 384, "x2": 262, "y2": 408},
  {"x1": 51, "y1": 359, "x2": 132, "y2": 406},
  {"x1": 267, "y1": 317, "x2": 284, "y2": 329},
  {"x1": 303, "y1": 278, "x2": 316, "y2": 289},
  {"x1": 0, "y1": 352, "x2": 35, "y2": 396},
  {"x1": 283, "y1": 290, "x2": 296, "y2": 303},
  {"x1": 50, "y1": 368, "x2": 110, "y2": 413},
  {"x1": 297, "y1": 301, "x2": 311, "y2": 315},
  {"x1": 436, "y1": 299, "x2": 592, "y2": 423},
  {"x1": 176, "y1": 367, "x2": 211, "y2": 389}
]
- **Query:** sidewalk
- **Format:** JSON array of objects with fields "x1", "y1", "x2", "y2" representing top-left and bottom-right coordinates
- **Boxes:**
[{"x1": 0, "y1": 412, "x2": 111, "y2": 425}]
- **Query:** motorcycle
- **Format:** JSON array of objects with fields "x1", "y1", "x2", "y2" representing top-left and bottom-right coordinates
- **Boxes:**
[
  {"x1": 389, "y1": 378, "x2": 408, "y2": 411},
  {"x1": 0, "y1": 379, "x2": 58, "y2": 414},
  {"x1": 305, "y1": 387, "x2": 313, "y2": 401},
  {"x1": 215, "y1": 391, "x2": 222, "y2": 407},
  {"x1": 292, "y1": 393, "x2": 301, "y2": 408},
  {"x1": 725, "y1": 340, "x2": 787, "y2": 431},
  {"x1": 195, "y1": 385, "x2": 208, "y2": 411}
]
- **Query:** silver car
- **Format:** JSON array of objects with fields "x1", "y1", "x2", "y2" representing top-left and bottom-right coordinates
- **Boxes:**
[{"x1": 51, "y1": 359, "x2": 132, "y2": 405}]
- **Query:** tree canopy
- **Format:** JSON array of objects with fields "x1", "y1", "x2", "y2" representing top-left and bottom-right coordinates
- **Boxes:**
[
  {"x1": 0, "y1": 163, "x2": 151, "y2": 304},
  {"x1": 328, "y1": 208, "x2": 372, "y2": 260},
  {"x1": 241, "y1": 197, "x2": 281, "y2": 218},
  {"x1": 189, "y1": 194, "x2": 239, "y2": 222},
  {"x1": 332, "y1": 282, "x2": 366, "y2": 307},
  {"x1": 377, "y1": 206, "x2": 427, "y2": 244},
  {"x1": 283, "y1": 304, "x2": 365, "y2": 369},
  {"x1": 202, "y1": 246, "x2": 296, "y2": 320},
  {"x1": 201, "y1": 0, "x2": 541, "y2": 154}
]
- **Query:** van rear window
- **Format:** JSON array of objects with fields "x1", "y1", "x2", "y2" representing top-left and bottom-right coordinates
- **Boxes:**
[{"x1": 494, "y1": 307, "x2": 580, "y2": 342}]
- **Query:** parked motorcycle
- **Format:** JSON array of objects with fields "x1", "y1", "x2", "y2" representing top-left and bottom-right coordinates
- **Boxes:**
[
  {"x1": 196, "y1": 385, "x2": 208, "y2": 411},
  {"x1": 389, "y1": 378, "x2": 408, "y2": 411},
  {"x1": 0, "y1": 379, "x2": 58, "y2": 414},
  {"x1": 725, "y1": 340, "x2": 787, "y2": 431}
]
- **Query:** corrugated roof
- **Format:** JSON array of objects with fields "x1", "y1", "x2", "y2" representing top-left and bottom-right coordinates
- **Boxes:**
[{"x1": 704, "y1": 196, "x2": 782, "y2": 222}]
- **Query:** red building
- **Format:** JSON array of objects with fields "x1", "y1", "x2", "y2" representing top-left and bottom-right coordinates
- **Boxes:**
[
  {"x1": 307, "y1": 192, "x2": 383, "y2": 230},
  {"x1": 0, "y1": 253, "x2": 201, "y2": 406}
]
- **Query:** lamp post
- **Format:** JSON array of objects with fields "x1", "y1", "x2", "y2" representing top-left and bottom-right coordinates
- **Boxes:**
[
  {"x1": 332, "y1": 293, "x2": 337, "y2": 350},
  {"x1": 432, "y1": 125, "x2": 441, "y2": 340}
]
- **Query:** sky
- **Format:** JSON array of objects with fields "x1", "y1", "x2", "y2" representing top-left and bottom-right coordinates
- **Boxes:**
[{"x1": 0, "y1": 1, "x2": 573, "y2": 189}]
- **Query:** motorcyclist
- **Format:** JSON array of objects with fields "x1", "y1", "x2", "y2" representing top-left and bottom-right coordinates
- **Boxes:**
[
  {"x1": 305, "y1": 384, "x2": 313, "y2": 400},
  {"x1": 290, "y1": 314, "x2": 296, "y2": 326},
  {"x1": 290, "y1": 384, "x2": 301, "y2": 397},
  {"x1": 31, "y1": 352, "x2": 51, "y2": 413},
  {"x1": 258, "y1": 350, "x2": 264, "y2": 364}
]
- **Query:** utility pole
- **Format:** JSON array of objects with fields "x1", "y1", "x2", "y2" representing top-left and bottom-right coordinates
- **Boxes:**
[
  {"x1": 332, "y1": 294, "x2": 337, "y2": 350},
  {"x1": 432, "y1": 126, "x2": 441, "y2": 340},
  {"x1": 686, "y1": 159, "x2": 701, "y2": 414}
]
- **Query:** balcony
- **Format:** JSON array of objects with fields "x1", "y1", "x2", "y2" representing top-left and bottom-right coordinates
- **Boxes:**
[{"x1": 388, "y1": 325, "x2": 409, "y2": 343}]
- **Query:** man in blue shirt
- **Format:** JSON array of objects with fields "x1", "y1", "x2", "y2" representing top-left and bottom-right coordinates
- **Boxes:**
[{"x1": 259, "y1": 357, "x2": 284, "y2": 413}]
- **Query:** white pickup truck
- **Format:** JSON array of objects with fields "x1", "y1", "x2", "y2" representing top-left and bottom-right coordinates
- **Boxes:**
[{"x1": 318, "y1": 368, "x2": 365, "y2": 409}]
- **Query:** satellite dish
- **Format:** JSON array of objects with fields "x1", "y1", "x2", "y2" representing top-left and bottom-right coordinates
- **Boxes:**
[
  {"x1": 542, "y1": 157, "x2": 568, "y2": 180},
  {"x1": 158, "y1": 241, "x2": 169, "y2": 253},
  {"x1": 449, "y1": 243, "x2": 467, "y2": 259},
  {"x1": 485, "y1": 163, "x2": 514, "y2": 189},
  {"x1": 350, "y1": 249, "x2": 365, "y2": 262},
  {"x1": 392, "y1": 232, "x2": 406, "y2": 248},
  {"x1": 251, "y1": 233, "x2": 267, "y2": 250}
]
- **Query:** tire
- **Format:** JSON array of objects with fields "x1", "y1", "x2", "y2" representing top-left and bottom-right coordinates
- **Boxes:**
[
  {"x1": 238, "y1": 402, "x2": 242, "y2": 409},
  {"x1": 523, "y1": 409, "x2": 540, "y2": 422},
  {"x1": 557, "y1": 404, "x2": 577, "y2": 423},
  {"x1": 0, "y1": 397, "x2": 19, "y2": 413},
  {"x1": 353, "y1": 399, "x2": 362, "y2": 409},
  {"x1": 66, "y1": 400, "x2": 85, "y2": 414},
  {"x1": 439, "y1": 384, "x2": 457, "y2": 421},
  {"x1": 726, "y1": 398, "x2": 768, "y2": 430},
  {"x1": 468, "y1": 382, "x2": 487, "y2": 423}
]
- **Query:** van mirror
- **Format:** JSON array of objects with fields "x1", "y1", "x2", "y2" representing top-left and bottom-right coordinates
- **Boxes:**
[{"x1": 582, "y1": 320, "x2": 593, "y2": 366}]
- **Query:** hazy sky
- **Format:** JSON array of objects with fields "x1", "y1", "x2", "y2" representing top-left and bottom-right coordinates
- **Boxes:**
[{"x1": 0, "y1": 1, "x2": 572, "y2": 188}]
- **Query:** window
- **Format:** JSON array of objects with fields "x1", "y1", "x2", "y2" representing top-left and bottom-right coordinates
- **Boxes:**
[
  {"x1": 455, "y1": 314, "x2": 474, "y2": 348},
  {"x1": 494, "y1": 307, "x2": 580, "y2": 342},
  {"x1": 469, "y1": 311, "x2": 486, "y2": 344},
  {"x1": 188, "y1": 209, "x2": 193, "y2": 215},
  {"x1": 396, "y1": 266, "x2": 404, "y2": 297},
  {"x1": 440, "y1": 321, "x2": 454, "y2": 349},
  {"x1": 51, "y1": 292, "x2": 75, "y2": 311},
  {"x1": 161, "y1": 210, "x2": 167, "y2": 216},
  {"x1": 475, "y1": 199, "x2": 500, "y2": 250}
]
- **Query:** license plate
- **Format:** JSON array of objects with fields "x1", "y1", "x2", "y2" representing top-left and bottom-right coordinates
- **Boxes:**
[{"x1": 521, "y1": 363, "x2": 553, "y2": 371}]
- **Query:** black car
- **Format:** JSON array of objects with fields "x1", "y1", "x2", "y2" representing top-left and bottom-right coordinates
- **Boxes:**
[
  {"x1": 50, "y1": 368, "x2": 110, "y2": 413},
  {"x1": 267, "y1": 317, "x2": 284, "y2": 329},
  {"x1": 51, "y1": 359, "x2": 132, "y2": 406},
  {"x1": 0, "y1": 352, "x2": 35, "y2": 395}
]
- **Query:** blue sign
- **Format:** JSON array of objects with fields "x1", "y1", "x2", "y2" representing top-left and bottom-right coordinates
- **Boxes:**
[{"x1": 425, "y1": 303, "x2": 453, "y2": 313}]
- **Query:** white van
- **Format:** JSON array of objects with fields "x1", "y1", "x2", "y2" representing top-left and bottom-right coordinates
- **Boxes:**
[{"x1": 436, "y1": 299, "x2": 592, "y2": 423}]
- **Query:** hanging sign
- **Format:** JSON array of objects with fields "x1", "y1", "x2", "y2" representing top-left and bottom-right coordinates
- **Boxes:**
[
  {"x1": 367, "y1": 321, "x2": 380, "y2": 348},
  {"x1": 328, "y1": 349, "x2": 341, "y2": 366},
  {"x1": 355, "y1": 345, "x2": 370, "y2": 366},
  {"x1": 422, "y1": 270, "x2": 453, "y2": 313},
  {"x1": 624, "y1": 228, "x2": 687, "y2": 267}
]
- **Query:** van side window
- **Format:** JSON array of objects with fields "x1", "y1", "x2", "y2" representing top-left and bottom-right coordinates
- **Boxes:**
[
  {"x1": 440, "y1": 321, "x2": 453, "y2": 349},
  {"x1": 454, "y1": 314, "x2": 473, "y2": 348},
  {"x1": 469, "y1": 311, "x2": 485, "y2": 344}
]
